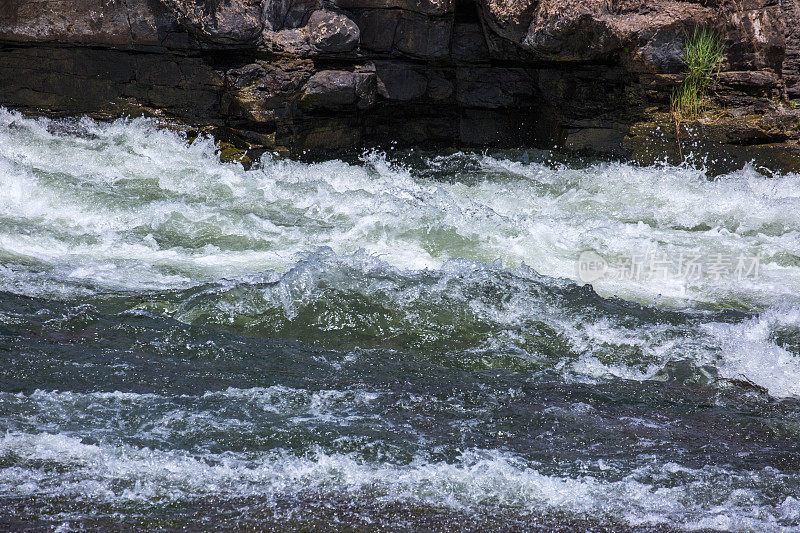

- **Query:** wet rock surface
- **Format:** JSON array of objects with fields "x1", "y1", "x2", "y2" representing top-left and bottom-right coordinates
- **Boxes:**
[{"x1": 1, "y1": 0, "x2": 800, "y2": 168}]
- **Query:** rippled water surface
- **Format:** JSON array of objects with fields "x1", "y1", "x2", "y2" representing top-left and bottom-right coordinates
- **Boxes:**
[{"x1": 1, "y1": 109, "x2": 800, "y2": 531}]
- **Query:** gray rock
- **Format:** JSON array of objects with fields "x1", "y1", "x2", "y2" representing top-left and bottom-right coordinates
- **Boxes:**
[
  {"x1": 307, "y1": 10, "x2": 360, "y2": 53},
  {"x1": 426, "y1": 73, "x2": 454, "y2": 101},
  {"x1": 301, "y1": 70, "x2": 377, "y2": 110},
  {"x1": 354, "y1": 69, "x2": 378, "y2": 109},
  {"x1": 452, "y1": 23, "x2": 490, "y2": 63},
  {"x1": 160, "y1": 0, "x2": 265, "y2": 46},
  {"x1": 333, "y1": 0, "x2": 453, "y2": 17},
  {"x1": 375, "y1": 62, "x2": 428, "y2": 101},
  {"x1": 261, "y1": 28, "x2": 314, "y2": 56},
  {"x1": 3, "y1": 0, "x2": 800, "y2": 164},
  {"x1": 634, "y1": 27, "x2": 686, "y2": 74},
  {"x1": 265, "y1": 0, "x2": 322, "y2": 31},
  {"x1": 354, "y1": 9, "x2": 451, "y2": 58},
  {"x1": 226, "y1": 59, "x2": 314, "y2": 122},
  {"x1": 354, "y1": 10, "x2": 401, "y2": 53},
  {"x1": 650, "y1": 359, "x2": 719, "y2": 386},
  {"x1": 393, "y1": 12, "x2": 452, "y2": 58},
  {"x1": 456, "y1": 67, "x2": 535, "y2": 108},
  {"x1": 0, "y1": 0, "x2": 179, "y2": 49}
]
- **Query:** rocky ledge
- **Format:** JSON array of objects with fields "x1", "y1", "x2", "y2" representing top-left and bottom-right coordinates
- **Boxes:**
[{"x1": 2, "y1": 0, "x2": 800, "y2": 170}]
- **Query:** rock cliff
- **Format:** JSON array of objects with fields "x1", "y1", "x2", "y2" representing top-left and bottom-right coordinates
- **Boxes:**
[{"x1": 2, "y1": 0, "x2": 800, "y2": 168}]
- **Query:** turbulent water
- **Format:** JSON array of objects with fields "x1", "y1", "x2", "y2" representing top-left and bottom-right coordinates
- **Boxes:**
[{"x1": 1, "y1": 108, "x2": 800, "y2": 531}]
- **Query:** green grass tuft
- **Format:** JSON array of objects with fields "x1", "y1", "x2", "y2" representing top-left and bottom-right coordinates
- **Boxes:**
[{"x1": 671, "y1": 27, "x2": 724, "y2": 120}]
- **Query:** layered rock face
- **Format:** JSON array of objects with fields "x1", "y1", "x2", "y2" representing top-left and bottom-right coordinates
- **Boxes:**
[{"x1": 1, "y1": 0, "x2": 799, "y2": 163}]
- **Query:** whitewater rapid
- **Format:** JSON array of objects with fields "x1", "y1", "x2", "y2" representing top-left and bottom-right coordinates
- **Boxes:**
[
  {"x1": 2, "y1": 109, "x2": 800, "y2": 531},
  {"x1": 2, "y1": 109, "x2": 799, "y2": 308}
]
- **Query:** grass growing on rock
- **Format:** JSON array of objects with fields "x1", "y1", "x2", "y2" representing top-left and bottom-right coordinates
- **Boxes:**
[{"x1": 671, "y1": 27, "x2": 724, "y2": 120}]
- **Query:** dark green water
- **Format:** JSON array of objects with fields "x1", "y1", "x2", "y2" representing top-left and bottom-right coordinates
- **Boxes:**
[{"x1": 1, "y1": 110, "x2": 800, "y2": 531}]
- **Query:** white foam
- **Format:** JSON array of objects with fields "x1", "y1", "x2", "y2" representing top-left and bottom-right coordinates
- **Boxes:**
[
  {"x1": 1, "y1": 110, "x2": 800, "y2": 394},
  {"x1": 703, "y1": 305, "x2": 800, "y2": 397},
  {"x1": 0, "y1": 431, "x2": 796, "y2": 531},
  {"x1": 2, "y1": 109, "x2": 800, "y2": 309}
]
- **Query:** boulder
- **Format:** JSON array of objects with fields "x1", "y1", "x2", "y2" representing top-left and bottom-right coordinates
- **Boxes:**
[
  {"x1": 375, "y1": 62, "x2": 429, "y2": 101},
  {"x1": 300, "y1": 69, "x2": 377, "y2": 110},
  {"x1": 307, "y1": 10, "x2": 360, "y2": 52},
  {"x1": 160, "y1": 0, "x2": 265, "y2": 46},
  {"x1": 475, "y1": 0, "x2": 715, "y2": 64},
  {"x1": 261, "y1": 28, "x2": 315, "y2": 56},
  {"x1": 426, "y1": 73, "x2": 454, "y2": 101},
  {"x1": 225, "y1": 59, "x2": 315, "y2": 122},
  {"x1": 478, "y1": 0, "x2": 538, "y2": 44},
  {"x1": 265, "y1": 0, "x2": 322, "y2": 30},
  {"x1": 354, "y1": 10, "x2": 401, "y2": 53},
  {"x1": 393, "y1": 11, "x2": 453, "y2": 58},
  {"x1": 784, "y1": 0, "x2": 800, "y2": 98}
]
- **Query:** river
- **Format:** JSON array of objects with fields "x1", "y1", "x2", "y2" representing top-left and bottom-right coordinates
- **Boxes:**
[{"x1": 1, "y1": 109, "x2": 799, "y2": 531}]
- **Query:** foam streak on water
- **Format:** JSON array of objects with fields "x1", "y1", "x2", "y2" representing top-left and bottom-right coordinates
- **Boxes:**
[{"x1": 1, "y1": 109, "x2": 800, "y2": 531}]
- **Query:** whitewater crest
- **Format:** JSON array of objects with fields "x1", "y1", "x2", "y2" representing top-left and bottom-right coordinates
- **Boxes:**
[{"x1": 1, "y1": 109, "x2": 800, "y2": 309}]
